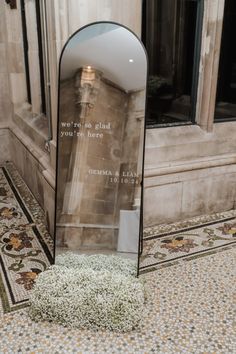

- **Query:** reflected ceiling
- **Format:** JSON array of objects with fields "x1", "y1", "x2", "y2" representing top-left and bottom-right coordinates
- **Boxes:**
[{"x1": 61, "y1": 25, "x2": 146, "y2": 92}]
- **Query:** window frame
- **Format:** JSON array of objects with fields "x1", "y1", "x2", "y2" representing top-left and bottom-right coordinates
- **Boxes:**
[
  {"x1": 195, "y1": 0, "x2": 226, "y2": 132},
  {"x1": 213, "y1": 0, "x2": 236, "y2": 124},
  {"x1": 142, "y1": 0, "x2": 204, "y2": 129},
  {"x1": 20, "y1": 0, "x2": 52, "y2": 141},
  {"x1": 20, "y1": 0, "x2": 31, "y2": 104}
]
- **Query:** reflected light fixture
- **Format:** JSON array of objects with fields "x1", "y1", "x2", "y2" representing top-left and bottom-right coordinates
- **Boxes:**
[
  {"x1": 129, "y1": 59, "x2": 134, "y2": 63},
  {"x1": 87, "y1": 65, "x2": 92, "y2": 70}
]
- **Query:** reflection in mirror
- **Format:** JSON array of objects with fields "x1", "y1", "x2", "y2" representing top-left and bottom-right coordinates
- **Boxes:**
[{"x1": 55, "y1": 22, "x2": 147, "y2": 274}]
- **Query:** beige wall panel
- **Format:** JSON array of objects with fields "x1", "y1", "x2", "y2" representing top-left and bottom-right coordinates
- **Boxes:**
[
  {"x1": 0, "y1": 43, "x2": 7, "y2": 73},
  {"x1": 144, "y1": 183, "x2": 183, "y2": 226},
  {"x1": 0, "y1": 129, "x2": 11, "y2": 163},
  {"x1": 0, "y1": 2, "x2": 6, "y2": 43},
  {"x1": 181, "y1": 174, "x2": 236, "y2": 219},
  {"x1": 9, "y1": 73, "x2": 27, "y2": 105},
  {"x1": 6, "y1": 42, "x2": 24, "y2": 73},
  {"x1": 0, "y1": 3, "x2": 11, "y2": 124},
  {"x1": 0, "y1": 73, "x2": 11, "y2": 122},
  {"x1": 144, "y1": 163, "x2": 236, "y2": 226},
  {"x1": 4, "y1": 1, "x2": 23, "y2": 43}
]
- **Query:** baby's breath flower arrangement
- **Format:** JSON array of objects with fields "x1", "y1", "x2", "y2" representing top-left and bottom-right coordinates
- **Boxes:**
[{"x1": 29, "y1": 253, "x2": 145, "y2": 332}]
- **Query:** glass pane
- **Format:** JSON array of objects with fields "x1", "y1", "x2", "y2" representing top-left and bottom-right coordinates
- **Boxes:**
[
  {"x1": 55, "y1": 23, "x2": 147, "y2": 273},
  {"x1": 142, "y1": 0, "x2": 199, "y2": 126},
  {"x1": 214, "y1": 0, "x2": 236, "y2": 121}
]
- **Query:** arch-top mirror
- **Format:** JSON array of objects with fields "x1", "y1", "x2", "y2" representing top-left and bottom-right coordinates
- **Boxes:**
[{"x1": 54, "y1": 22, "x2": 147, "y2": 274}]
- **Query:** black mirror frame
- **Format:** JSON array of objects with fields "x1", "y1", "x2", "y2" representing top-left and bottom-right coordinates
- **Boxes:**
[{"x1": 53, "y1": 21, "x2": 148, "y2": 277}]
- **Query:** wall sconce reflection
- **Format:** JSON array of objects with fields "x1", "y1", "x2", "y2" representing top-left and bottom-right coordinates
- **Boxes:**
[{"x1": 75, "y1": 67, "x2": 102, "y2": 116}]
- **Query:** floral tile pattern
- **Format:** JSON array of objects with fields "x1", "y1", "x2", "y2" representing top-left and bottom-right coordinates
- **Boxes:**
[
  {"x1": 140, "y1": 210, "x2": 236, "y2": 272},
  {"x1": 0, "y1": 163, "x2": 53, "y2": 313},
  {"x1": 0, "y1": 163, "x2": 235, "y2": 352},
  {"x1": 143, "y1": 209, "x2": 236, "y2": 239}
]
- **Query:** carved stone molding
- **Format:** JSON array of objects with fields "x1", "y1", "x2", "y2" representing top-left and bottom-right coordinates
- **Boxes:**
[{"x1": 74, "y1": 67, "x2": 102, "y2": 118}]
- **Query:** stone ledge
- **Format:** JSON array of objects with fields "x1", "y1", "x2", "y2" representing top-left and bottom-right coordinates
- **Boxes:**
[
  {"x1": 9, "y1": 123, "x2": 55, "y2": 190},
  {"x1": 145, "y1": 153, "x2": 236, "y2": 178},
  {"x1": 13, "y1": 104, "x2": 50, "y2": 152},
  {"x1": 146, "y1": 121, "x2": 236, "y2": 148},
  {"x1": 145, "y1": 122, "x2": 236, "y2": 167},
  {"x1": 0, "y1": 123, "x2": 9, "y2": 129}
]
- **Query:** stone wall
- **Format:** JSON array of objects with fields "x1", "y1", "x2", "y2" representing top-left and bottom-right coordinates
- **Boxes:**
[
  {"x1": 56, "y1": 68, "x2": 145, "y2": 250},
  {"x1": 0, "y1": 2, "x2": 12, "y2": 124},
  {"x1": 143, "y1": 0, "x2": 236, "y2": 227},
  {"x1": 57, "y1": 72, "x2": 127, "y2": 227},
  {"x1": 144, "y1": 122, "x2": 236, "y2": 226},
  {"x1": 1, "y1": 0, "x2": 236, "y2": 234},
  {"x1": 0, "y1": 0, "x2": 142, "y2": 236}
]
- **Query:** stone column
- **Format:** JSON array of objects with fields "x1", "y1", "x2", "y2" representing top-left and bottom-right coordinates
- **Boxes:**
[
  {"x1": 195, "y1": 0, "x2": 225, "y2": 132},
  {"x1": 62, "y1": 67, "x2": 102, "y2": 218}
]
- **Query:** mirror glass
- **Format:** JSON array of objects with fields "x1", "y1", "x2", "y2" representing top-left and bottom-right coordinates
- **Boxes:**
[{"x1": 55, "y1": 22, "x2": 147, "y2": 273}]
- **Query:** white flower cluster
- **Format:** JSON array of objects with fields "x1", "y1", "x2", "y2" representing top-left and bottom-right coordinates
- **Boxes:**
[
  {"x1": 56, "y1": 252, "x2": 137, "y2": 276},
  {"x1": 29, "y1": 253, "x2": 145, "y2": 332}
]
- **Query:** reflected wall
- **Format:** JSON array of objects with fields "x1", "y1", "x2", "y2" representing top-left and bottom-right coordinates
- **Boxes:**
[{"x1": 55, "y1": 22, "x2": 147, "y2": 268}]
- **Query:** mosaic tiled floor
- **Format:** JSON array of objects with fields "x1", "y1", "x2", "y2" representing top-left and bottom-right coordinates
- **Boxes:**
[
  {"x1": 0, "y1": 163, "x2": 235, "y2": 352},
  {"x1": 0, "y1": 163, "x2": 53, "y2": 313},
  {"x1": 0, "y1": 246, "x2": 235, "y2": 353},
  {"x1": 140, "y1": 210, "x2": 236, "y2": 273}
]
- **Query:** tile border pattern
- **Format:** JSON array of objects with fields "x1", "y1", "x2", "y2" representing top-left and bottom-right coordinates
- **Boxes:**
[
  {"x1": 0, "y1": 163, "x2": 53, "y2": 313},
  {"x1": 141, "y1": 210, "x2": 236, "y2": 274}
]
